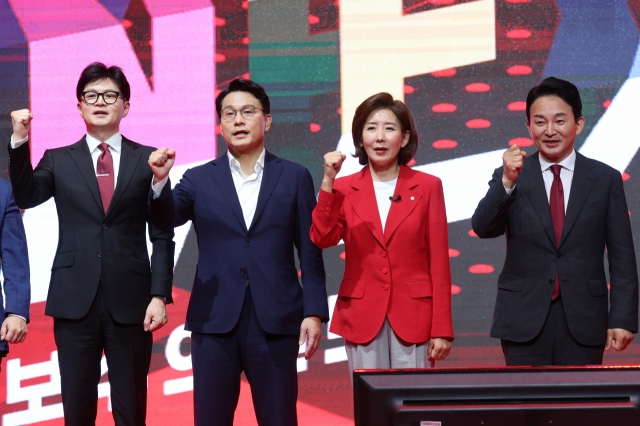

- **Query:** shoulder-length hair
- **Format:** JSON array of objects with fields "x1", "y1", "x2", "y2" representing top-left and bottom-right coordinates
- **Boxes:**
[{"x1": 352, "y1": 92, "x2": 418, "y2": 166}]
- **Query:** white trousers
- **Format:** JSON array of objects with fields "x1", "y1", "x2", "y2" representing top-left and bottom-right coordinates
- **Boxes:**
[{"x1": 344, "y1": 319, "x2": 428, "y2": 375}]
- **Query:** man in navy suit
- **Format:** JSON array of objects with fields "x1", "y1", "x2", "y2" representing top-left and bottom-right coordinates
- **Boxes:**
[
  {"x1": 0, "y1": 179, "x2": 30, "y2": 371},
  {"x1": 472, "y1": 77, "x2": 638, "y2": 366},
  {"x1": 148, "y1": 78, "x2": 328, "y2": 426}
]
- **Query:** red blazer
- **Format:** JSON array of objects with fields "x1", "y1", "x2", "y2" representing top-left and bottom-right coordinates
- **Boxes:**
[{"x1": 311, "y1": 165, "x2": 454, "y2": 344}]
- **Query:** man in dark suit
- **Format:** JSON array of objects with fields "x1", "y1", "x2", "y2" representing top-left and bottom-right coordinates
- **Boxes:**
[
  {"x1": 472, "y1": 77, "x2": 638, "y2": 366},
  {"x1": 8, "y1": 62, "x2": 174, "y2": 425},
  {"x1": 0, "y1": 179, "x2": 30, "y2": 371},
  {"x1": 147, "y1": 78, "x2": 328, "y2": 426}
]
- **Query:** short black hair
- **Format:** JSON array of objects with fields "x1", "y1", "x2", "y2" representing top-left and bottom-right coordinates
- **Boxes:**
[
  {"x1": 352, "y1": 92, "x2": 418, "y2": 166},
  {"x1": 76, "y1": 62, "x2": 130, "y2": 101},
  {"x1": 215, "y1": 78, "x2": 270, "y2": 120},
  {"x1": 526, "y1": 77, "x2": 582, "y2": 122}
]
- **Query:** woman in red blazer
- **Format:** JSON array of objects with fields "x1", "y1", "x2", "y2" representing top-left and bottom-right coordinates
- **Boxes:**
[{"x1": 311, "y1": 93, "x2": 453, "y2": 371}]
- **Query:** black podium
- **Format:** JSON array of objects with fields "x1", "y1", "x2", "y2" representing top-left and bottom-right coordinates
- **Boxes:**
[{"x1": 354, "y1": 366, "x2": 640, "y2": 426}]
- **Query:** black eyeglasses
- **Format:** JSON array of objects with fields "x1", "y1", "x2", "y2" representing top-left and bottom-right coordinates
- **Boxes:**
[
  {"x1": 82, "y1": 91, "x2": 126, "y2": 105},
  {"x1": 220, "y1": 106, "x2": 263, "y2": 122}
]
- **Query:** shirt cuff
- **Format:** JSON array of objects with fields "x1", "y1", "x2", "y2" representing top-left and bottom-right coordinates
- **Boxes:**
[
  {"x1": 6, "y1": 313, "x2": 27, "y2": 322},
  {"x1": 10, "y1": 135, "x2": 28, "y2": 149},
  {"x1": 151, "y1": 176, "x2": 169, "y2": 199},
  {"x1": 504, "y1": 183, "x2": 515, "y2": 196}
]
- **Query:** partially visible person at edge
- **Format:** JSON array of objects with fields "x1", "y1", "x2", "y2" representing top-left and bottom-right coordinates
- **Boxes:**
[
  {"x1": 310, "y1": 92, "x2": 453, "y2": 377},
  {"x1": 0, "y1": 178, "x2": 30, "y2": 372}
]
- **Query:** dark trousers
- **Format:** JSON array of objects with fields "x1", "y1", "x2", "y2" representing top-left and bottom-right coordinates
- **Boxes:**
[
  {"x1": 502, "y1": 297, "x2": 605, "y2": 366},
  {"x1": 53, "y1": 285, "x2": 152, "y2": 426},
  {"x1": 191, "y1": 286, "x2": 300, "y2": 426}
]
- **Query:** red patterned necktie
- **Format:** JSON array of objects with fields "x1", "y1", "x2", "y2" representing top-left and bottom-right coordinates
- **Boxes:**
[
  {"x1": 549, "y1": 164, "x2": 564, "y2": 300},
  {"x1": 96, "y1": 143, "x2": 114, "y2": 213}
]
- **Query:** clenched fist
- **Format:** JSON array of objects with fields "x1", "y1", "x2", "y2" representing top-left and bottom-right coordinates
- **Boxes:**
[
  {"x1": 321, "y1": 151, "x2": 346, "y2": 192},
  {"x1": 148, "y1": 148, "x2": 176, "y2": 184},
  {"x1": 502, "y1": 144, "x2": 527, "y2": 189},
  {"x1": 11, "y1": 109, "x2": 33, "y2": 141}
]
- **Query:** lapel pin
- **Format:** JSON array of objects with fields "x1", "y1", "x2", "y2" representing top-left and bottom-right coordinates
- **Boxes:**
[{"x1": 410, "y1": 196, "x2": 415, "y2": 201}]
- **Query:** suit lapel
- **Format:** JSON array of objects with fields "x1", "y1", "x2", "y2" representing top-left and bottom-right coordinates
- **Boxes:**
[
  {"x1": 518, "y1": 153, "x2": 557, "y2": 247},
  {"x1": 346, "y1": 167, "x2": 385, "y2": 248},
  {"x1": 559, "y1": 153, "x2": 597, "y2": 247},
  {"x1": 383, "y1": 165, "x2": 421, "y2": 244},
  {"x1": 210, "y1": 154, "x2": 248, "y2": 233},
  {"x1": 67, "y1": 137, "x2": 104, "y2": 214},
  {"x1": 106, "y1": 137, "x2": 141, "y2": 218},
  {"x1": 249, "y1": 151, "x2": 284, "y2": 232}
]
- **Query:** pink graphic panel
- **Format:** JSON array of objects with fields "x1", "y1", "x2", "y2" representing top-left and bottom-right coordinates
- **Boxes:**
[
  {"x1": 28, "y1": 7, "x2": 215, "y2": 166},
  {"x1": 8, "y1": 0, "x2": 118, "y2": 41},
  {"x1": 144, "y1": 0, "x2": 213, "y2": 18}
]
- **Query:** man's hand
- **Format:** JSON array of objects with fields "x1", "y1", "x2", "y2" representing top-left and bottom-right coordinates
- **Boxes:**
[
  {"x1": 299, "y1": 316, "x2": 322, "y2": 360},
  {"x1": 605, "y1": 328, "x2": 634, "y2": 351},
  {"x1": 502, "y1": 144, "x2": 527, "y2": 189},
  {"x1": 321, "y1": 151, "x2": 347, "y2": 193},
  {"x1": 427, "y1": 337, "x2": 451, "y2": 362},
  {"x1": 10, "y1": 109, "x2": 33, "y2": 141},
  {"x1": 0, "y1": 316, "x2": 27, "y2": 344},
  {"x1": 143, "y1": 298, "x2": 168, "y2": 332},
  {"x1": 148, "y1": 148, "x2": 176, "y2": 184}
]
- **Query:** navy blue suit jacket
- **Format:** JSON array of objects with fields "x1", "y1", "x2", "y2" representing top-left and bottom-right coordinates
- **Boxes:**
[
  {"x1": 0, "y1": 179, "x2": 30, "y2": 356},
  {"x1": 150, "y1": 151, "x2": 328, "y2": 335}
]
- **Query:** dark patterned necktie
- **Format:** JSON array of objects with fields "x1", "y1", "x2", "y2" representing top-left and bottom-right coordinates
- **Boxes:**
[
  {"x1": 549, "y1": 164, "x2": 564, "y2": 300},
  {"x1": 96, "y1": 143, "x2": 114, "y2": 213}
]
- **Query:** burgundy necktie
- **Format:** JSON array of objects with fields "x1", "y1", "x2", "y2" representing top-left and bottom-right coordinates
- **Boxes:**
[
  {"x1": 96, "y1": 143, "x2": 114, "y2": 213},
  {"x1": 549, "y1": 164, "x2": 564, "y2": 300}
]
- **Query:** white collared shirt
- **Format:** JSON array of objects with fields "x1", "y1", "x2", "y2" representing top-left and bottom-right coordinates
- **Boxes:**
[
  {"x1": 11, "y1": 133, "x2": 122, "y2": 188},
  {"x1": 228, "y1": 149, "x2": 266, "y2": 229},
  {"x1": 539, "y1": 150, "x2": 575, "y2": 213}
]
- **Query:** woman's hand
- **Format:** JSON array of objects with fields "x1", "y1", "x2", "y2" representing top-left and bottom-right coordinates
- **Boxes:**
[
  {"x1": 321, "y1": 151, "x2": 346, "y2": 192},
  {"x1": 427, "y1": 337, "x2": 451, "y2": 362}
]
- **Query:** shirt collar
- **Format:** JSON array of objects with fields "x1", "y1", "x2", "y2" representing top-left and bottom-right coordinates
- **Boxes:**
[
  {"x1": 86, "y1": 133, "x2": 122, "y2": 154},
  {"x1": 228, "y1": 148, "x2": 266, "y2": 175},
  {"x1": 539, "y1": 149, "x2": 576, "y2": 173}
]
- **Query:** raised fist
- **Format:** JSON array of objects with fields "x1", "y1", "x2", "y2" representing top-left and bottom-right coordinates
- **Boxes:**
[
  {"x1": 11, "y1": 109, "x2": 33, "y2": 141},
  {"x1": 148, "y1": 148, "x2": 176, "y2": 184},
  {"x1": 502, "y1": 144, "x2": 527, "y2": 188}
]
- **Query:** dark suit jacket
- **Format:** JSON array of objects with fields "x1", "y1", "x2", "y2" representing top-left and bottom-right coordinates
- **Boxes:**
[
  {"x1": 472, "y1": 151, "x2": 638, "y2": 346},
  {"x1": 8, "y1": 137, "x2": 174, "y2": 324},
  {"x1": 0, "y1": 179, "x2": 30, "y2": 356},
  {"x1": 149, "y1": 151, "x2": 329, "y2": 335}
]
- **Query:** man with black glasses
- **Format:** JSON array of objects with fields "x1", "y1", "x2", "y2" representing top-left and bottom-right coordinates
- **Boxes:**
[{"x1": 8, "y1": 62, "x2": 174, "y2": 426}]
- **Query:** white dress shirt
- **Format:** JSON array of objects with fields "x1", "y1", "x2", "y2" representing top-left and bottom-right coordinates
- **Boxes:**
[
  {"x1": 11, "y1": 133, "x2": 123, "y2": 188},
  {"x1": 538, "y1": 150, "x2": 575, "y2": 213},
  {"x1": 504, "y1": 150, "x2": 575, "y2": 213},
  {"x1": 152, "y1": 149, "x2": 266, "y2": 229}
]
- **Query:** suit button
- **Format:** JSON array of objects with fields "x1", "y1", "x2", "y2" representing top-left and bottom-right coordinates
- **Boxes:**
[
  {"x1": 246, "y1": 236, "x2": 251, "y2": 242},
  {"x1": 383, "y1": 284, "x2": 389, "y2": 291},
  {"x1": 325, "y1": 213, "x2": 330, "y2": 217},
  {"x1": 97, "y1": 251, "x2": 102, "y2": 258},
  {"x1": 327, "y1": 202, "x2": 332, "y2": 206},
  {"x1": 556, "y1": 252, "x2": 561, "y2": 258},
  {"x1": 240, "y1": 267, "x2": 246, "y2": 274},
  {"x1": 381, "y1": 251, "x2": 387, "y2": 258},
  {"x1": 102, "y1": 223, "x2": 107, "y2": 230},
  {"x1": 549, "y1": 278, "x2": 555, "y2": 285},
  {"x1": 382, "y1": 267, "x2": 388, "y2": 274}
]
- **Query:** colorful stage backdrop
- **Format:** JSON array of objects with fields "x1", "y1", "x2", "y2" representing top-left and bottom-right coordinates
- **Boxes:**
[{"x1": 1, "y1": 0, "x2": 640, "y2": 424}]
